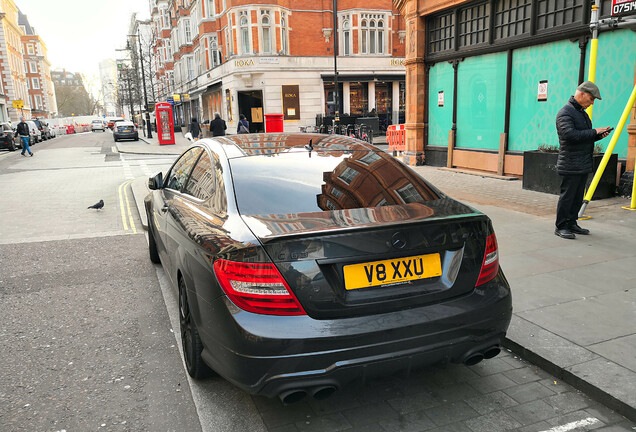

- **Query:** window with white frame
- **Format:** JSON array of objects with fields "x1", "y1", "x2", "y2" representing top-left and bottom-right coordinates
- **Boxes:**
[
  {"x1": 342, "y1": 18, "x2": 351, "y2": 55},
  {"x1": 207, "y1": 0, "x2": 215, "y2": 17},
  {"x1": 166, "y1": 40, "x2": 172, "y2": 58},
  {"x1": 161, "y1": 9, "x2": 169, "y2": 29},
  {"x1": 27, "y1": 44, "x2": 34, "y2": 55},
  {"x1": 261, "y1": 10, "x2": 272, "y2": 54},
  {"x1": 225, "y1": 27, "x2": 231, "y2": 57},
  {"x1": 280, "y1": 14, "x2": 288, "y2": 54},
  {"x1": 240, "y1": 12, "x2": 250, "y2": 54},
  {"x1": 29, "y1": 61, "x2": 37, "y2": 73},
  {"x1": 210, "y1": 35, "x2": 221, "y2": 67},
  {"x1": 360, "y1": 13, "x2": 387, "y2": 55},
  {"x1": 194, "y1": 48, "x2": 201, "y2": 76},
  {"x1": 184, "y1": 18, "x2": 192, "y2": 44},
  {"x1": 192, "y1": 5, "x2": 199, "y2": 34},
  {"x1": 35, "y1": 94, "x2": 43, "y2": 110},
  {"x1": 187, "y1": 56, "x2": 194, "y2": 80}
]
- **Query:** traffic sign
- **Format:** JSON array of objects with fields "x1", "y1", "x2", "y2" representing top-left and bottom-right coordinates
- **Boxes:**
[{"x1": 12, "y1": 100, "x2": 23, "y2": 109}]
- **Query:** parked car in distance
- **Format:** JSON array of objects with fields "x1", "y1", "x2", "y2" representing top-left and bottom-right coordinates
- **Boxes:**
[
  {"x1": 113, "y1": 121, "x2": 138, "y2": 142},
  {"x1": 0, "y1": 122, "x2": 18, "y2": 151},
  {"x1": 91, "y1": 119, "x2": 106, "y2": 132},
  {"x1": 66, "y1": 124, "x2": 76, "y2": 134},
  {"x1": 144, "y1": 133, "x2": 513, "y2": 404},
  {"x1": 31, "y1": 118, "x2": 51, "y2": 140},
  {"x1": 25, "y1": 120, "x2": 41, "y2": 143}
]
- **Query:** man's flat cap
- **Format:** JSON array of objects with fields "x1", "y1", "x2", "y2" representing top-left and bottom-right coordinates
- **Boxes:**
[{"x1": 577, "y1": 81, "x2": 602, "y2": 100}]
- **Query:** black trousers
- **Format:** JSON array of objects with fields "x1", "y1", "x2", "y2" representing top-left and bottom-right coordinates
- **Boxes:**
[{"x1": 555, "y1": 174, "x2": 588, "y2": 229}]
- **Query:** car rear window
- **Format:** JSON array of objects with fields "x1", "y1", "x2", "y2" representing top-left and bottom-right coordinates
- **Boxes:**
[{"x1": 230, "y1": 150, "x2": 441, "y2": 216}]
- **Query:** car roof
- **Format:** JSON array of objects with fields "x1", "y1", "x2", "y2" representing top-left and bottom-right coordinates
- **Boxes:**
[
  {"x1": 117, "y1": 121, "x2": 134, "y2": 126},
  {"x1": 92, "y1": 119, "x2": 103, "y2": 122}
]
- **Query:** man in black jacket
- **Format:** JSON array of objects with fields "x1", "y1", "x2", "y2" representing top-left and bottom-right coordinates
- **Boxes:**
[
  {"x1": 554, "y1": 81, "x2": 612, "y2": 239},
  {"x1": 16, "y1": 117, "x2": 33, "y2": 157},
  {"x1": 209, "y1": 113, "x2": 226, "y2": 137}
]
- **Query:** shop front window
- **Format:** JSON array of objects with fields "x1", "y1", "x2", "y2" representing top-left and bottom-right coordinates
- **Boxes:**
[
  {"x1": 375, "y1": 82, "x2": 391, "y2": 115},
  {"x1": 349, "y1": 82, "x2": 368, "y2": 115}
]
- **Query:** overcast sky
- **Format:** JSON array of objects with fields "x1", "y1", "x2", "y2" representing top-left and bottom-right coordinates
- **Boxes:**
[{"x1": 18, "y1": 0, "x2": 151, "y2": 81}]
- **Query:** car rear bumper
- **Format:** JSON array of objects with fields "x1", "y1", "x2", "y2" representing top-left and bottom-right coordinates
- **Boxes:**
[
  {"x1": 197, "y1": 273, "x2": 512, "y2": 397},
  {"x1": 114, "y1": 132, "x2": 138, "y2": 140}
]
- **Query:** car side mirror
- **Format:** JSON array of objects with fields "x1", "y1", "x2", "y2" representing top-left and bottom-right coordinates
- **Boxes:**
[{"x1": 148, "y1": 172, "x2": 163, "y2": 190}]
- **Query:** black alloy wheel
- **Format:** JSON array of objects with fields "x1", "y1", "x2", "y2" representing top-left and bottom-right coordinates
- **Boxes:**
[{"x1": 179, "y1": 277, "x2": 211, "y2": 379}]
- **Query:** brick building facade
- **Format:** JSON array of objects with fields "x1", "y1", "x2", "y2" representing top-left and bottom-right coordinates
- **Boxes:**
[{"x1": 150, "y1": 0, "x2": 406, "y2": 133}]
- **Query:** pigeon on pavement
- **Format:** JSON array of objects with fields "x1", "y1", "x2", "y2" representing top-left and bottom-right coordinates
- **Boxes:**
[{"x1": 88, "y1": 199, "x2": 104, "y2": 210}]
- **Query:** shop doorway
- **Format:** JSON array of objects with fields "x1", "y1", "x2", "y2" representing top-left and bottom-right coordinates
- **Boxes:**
[{"x1": 238, "y1": 90, "x2": 264, "y2": 133}]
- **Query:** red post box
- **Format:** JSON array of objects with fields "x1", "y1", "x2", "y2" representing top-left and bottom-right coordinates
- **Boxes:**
[
  {"x1": 264, "y1": 114, "x2": 284, "y2": 133},
  {"x1": 155, "y1": 102, "x2": 175, "y2": 145}
]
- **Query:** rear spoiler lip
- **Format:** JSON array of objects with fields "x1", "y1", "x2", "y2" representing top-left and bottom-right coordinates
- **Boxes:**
[{"x1": 242, "y1": 212, "x2": 488, "y2": 244}]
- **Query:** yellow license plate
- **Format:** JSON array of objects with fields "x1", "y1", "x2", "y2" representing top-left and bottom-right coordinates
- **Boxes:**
[{"x1": 343, "y1": 253, "x2": 442, "y2": 290}]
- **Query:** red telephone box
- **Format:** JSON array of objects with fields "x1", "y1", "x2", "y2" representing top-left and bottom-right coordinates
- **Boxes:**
[{"x1": 155, "y1": 102, "x2": 175, "y2": 145}]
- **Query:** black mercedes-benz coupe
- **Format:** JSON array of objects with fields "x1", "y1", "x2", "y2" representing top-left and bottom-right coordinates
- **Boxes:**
[{"x1": 144, "y1": 133, "x2": 512, "y2": 404}]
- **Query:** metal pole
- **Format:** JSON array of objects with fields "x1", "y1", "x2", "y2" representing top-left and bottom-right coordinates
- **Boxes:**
[
  {"x1": 333, "y1": 0, "x2": 339, "y2": 125},
  {"x1": 138, "y1": 28, "x2": 153, "y2": 138},
  {"x1": 585, "y1": 0, "x2": 600, "y2": 119}
]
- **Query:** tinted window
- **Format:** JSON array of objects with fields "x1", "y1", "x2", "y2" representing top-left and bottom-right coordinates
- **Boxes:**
[
  {"x1": 230, "y1": 150, "x2": 440, "y2": 215},
  {"x1": 165, "y1": 148, "x2": 203, "y2": 192},
  {"x1": 183, "y1": 152, "x2": 214, "y2": 200}
]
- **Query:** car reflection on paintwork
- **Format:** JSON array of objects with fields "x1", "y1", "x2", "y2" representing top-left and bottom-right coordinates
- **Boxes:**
[{"x1": 144, "y1": 133, "x2": 512, "y2": 404}]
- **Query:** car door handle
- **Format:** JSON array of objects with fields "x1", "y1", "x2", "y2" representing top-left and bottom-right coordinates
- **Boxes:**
[{"x1": 161, "y1": 204, "x2": 169, "y2": 213}]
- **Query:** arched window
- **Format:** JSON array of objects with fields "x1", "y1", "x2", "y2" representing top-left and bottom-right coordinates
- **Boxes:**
[
  {"x1": 369, "y1": 20, "x2": 376, "y2": 53},
  {"x1": 281, "y1": 17, "x2": 288, "y2": 54},
  {"x1": 343, "y1": 20, "x2": 350, "y2": 56},
  {"x1": 377, "y1": 20, "x2": 384, "y2": 54},
  {"x1": 361, "y1": 19, "x2": 368, "y2": 53},
  {"x1": 262, "y1": 15, "x2": 271, "y2": 53},
  {"x1": 240, "y1": 16, "x2": 250, "y2": 54}
]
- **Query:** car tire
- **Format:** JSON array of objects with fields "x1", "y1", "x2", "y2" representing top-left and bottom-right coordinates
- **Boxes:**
[
  {"x1": 8, "y1": 141, "x2": 16, "y2": 151},
  {"x1": 114, "y1": 137, "x2": 118, "y2": 142},
  {"x1": 147, "y1": 218, "x2": 161, "y2": 264},
  {"x1": 179, "y1": 278, "x2": 212, "y2": 379}
]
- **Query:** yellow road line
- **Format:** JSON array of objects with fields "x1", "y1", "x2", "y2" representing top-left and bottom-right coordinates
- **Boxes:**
[
  {"x1": 122, "y1": 180, "x2": 137, "y2": 234},
  {"x1": 118, "y1": 181, "x2": 129, "y2": 231}
]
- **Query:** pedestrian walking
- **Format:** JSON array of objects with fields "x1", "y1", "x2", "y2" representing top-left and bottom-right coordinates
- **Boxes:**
[
  {"x1": 554, "y1": 81, "x2": 612, "y2": 239},
  {"x1": 189, "y1": 118, "x2": 201, "y2": 141},
  {"x1": 209, "y1": 113, "x2": 227, "y2": 137},
  {"x1": 17, "y1": 116, "x2": 33, "y2": 157},
  {"x1": 237, "y1": 114, "x2": 249, "y2": 134}
]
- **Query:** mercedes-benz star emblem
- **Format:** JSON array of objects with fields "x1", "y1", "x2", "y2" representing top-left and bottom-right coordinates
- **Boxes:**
[{"x1": 391, "y1": 232, "x2": 407, "y2": 250}]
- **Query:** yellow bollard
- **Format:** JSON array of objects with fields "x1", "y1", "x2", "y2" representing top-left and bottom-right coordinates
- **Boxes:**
[{"x1": 579, "y1": 84, "x2": 636, "y2": 218}]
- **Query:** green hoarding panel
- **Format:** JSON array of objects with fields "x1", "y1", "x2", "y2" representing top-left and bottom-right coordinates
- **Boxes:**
[
  {"x1": 456, "y1": 52, "x2": 507, "y2": 150},
  {"x1": 509, "y1": 40, "x2": 580, "y2": 152},
  {"x1": 585, "y1": 29, "x2": 636, "y2": 158},
  {"x1": 428, "y1": 62, "x2": 454, "y2": 147}
]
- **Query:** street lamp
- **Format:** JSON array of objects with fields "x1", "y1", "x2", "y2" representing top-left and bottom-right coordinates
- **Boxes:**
[
  {"x1": 333, "y1": 0, "x2": 339, "y2": 124},
  {"x1": 128, "y1": 21, "x2": 153, "y2": 139}
]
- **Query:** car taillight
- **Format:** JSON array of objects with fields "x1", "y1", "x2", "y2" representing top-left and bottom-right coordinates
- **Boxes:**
[
  {"x1": 476, "y1": 233, "x2": 499, "y2": 286},
  {"x1": 213, "y1": 259, "x2": 306, "y2": 316}
]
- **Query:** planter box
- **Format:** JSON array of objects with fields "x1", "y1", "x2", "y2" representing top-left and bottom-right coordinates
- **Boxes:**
[{"x1": 522, "y1": 151, "x2": 617, "y2": 200}]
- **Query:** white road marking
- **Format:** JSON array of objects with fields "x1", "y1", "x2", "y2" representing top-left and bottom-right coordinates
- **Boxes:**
[
  {"x1": 139, "y1": 160, "x2": 152, "y2": 177},
  {"x1": 120, "y1": 154, "x2": 134, "y2": 180},
  {"x1": 539, "y1": 417, "x2": 600, "y2": 432}
]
